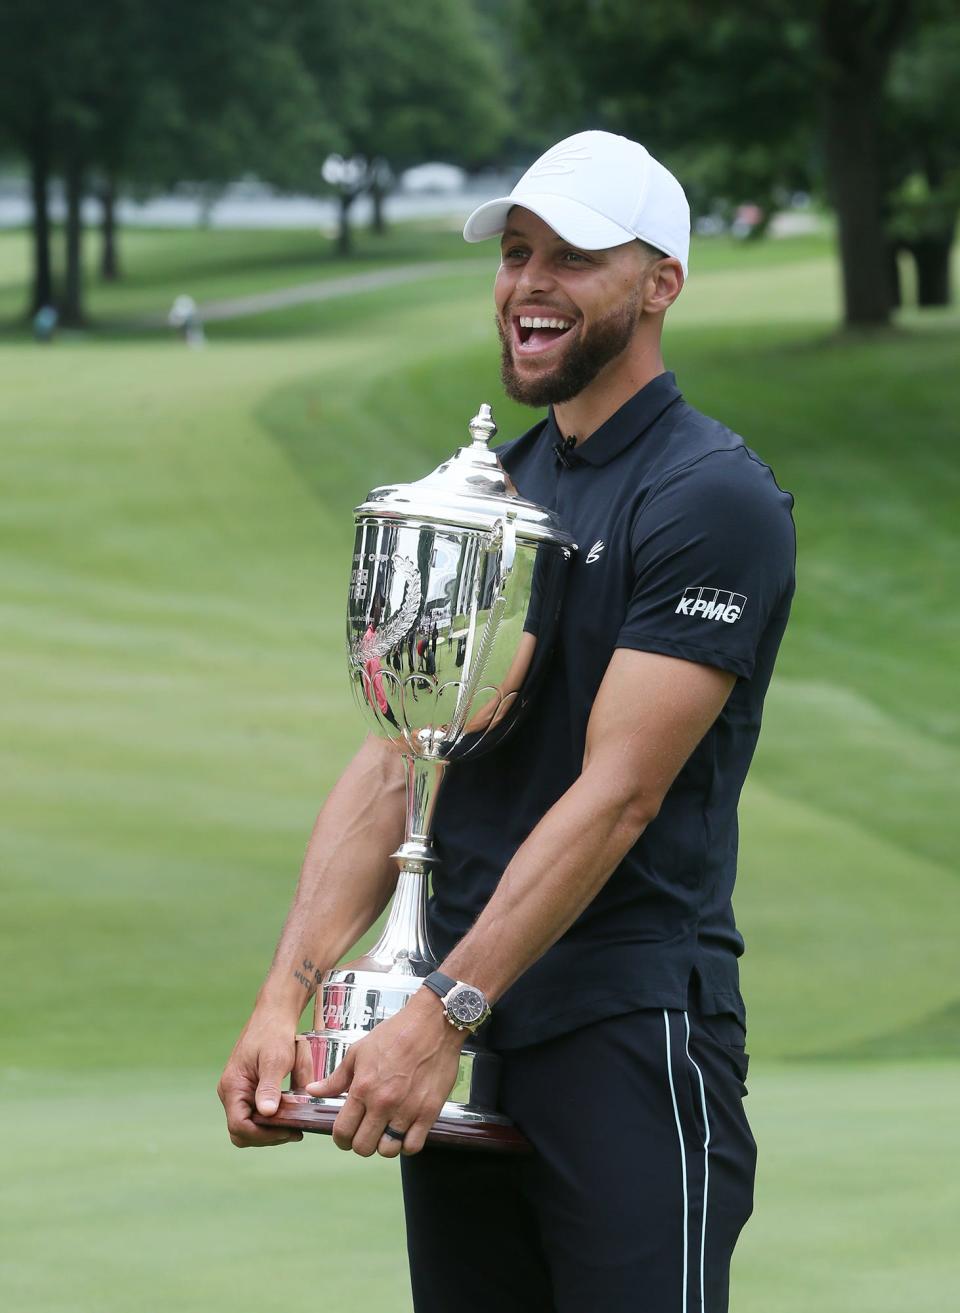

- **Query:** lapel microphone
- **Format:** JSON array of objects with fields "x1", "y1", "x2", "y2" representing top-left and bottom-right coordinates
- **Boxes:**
[{"x1": 553, "y1": 434, "x2": 577, "y2": 468}]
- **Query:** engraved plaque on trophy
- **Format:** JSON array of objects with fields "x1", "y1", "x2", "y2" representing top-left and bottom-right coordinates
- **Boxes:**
[{"x1": 258, "y1": 404, "x2": 575, "y2": 1150}]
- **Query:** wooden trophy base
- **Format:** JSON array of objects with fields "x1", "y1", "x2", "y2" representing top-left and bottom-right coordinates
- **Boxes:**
[{"x1": 255, "y1": 1091, "x2": 531, "y2": 1153}]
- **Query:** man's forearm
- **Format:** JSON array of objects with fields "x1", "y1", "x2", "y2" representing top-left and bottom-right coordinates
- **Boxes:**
[
  {"x1": 440, "y1": 652, "x2": 733, "y2": 1004},
  {"x1": 256, "y1": 735, "x2": 406, "y2": 1019}
]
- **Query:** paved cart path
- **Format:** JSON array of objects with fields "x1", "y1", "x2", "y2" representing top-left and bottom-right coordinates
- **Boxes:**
[{"x1": 145, "y1": 257, "x2": 492, "y2": 326}]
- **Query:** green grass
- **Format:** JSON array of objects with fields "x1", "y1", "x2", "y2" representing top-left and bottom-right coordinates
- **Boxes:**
[
  {"x1": 1, "y1": 1064, "x2": 956, "y2": 1313},
  {"x1": 1, "y1": 224, "x2": 958, "y2": 1308}
]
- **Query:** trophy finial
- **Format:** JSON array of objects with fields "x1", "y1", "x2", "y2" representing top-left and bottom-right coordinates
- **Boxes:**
[{"x1": 468, "y1": 403, "x2": 498, "y2": 449}]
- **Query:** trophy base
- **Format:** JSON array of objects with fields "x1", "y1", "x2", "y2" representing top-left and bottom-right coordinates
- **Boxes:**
[
  {"x1": 254, "y1": 1031, "x2": 530, "y2": 1153},
  {"x1": 256, "y1": 1092, "x2": 530, "y2": 1153}
]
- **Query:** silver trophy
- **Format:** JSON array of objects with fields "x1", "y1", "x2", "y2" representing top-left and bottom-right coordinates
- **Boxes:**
[{"x1": 261, "y1": 404, "x2": 575, "y2": 1150}]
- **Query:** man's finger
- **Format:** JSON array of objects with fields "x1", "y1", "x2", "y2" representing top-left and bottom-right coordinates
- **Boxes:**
[
  {"x1": 305, "y1": 1047, "x2": 355, "y2": 1100},
  {"x1": 219, "y1": 1070, "x2": 300, "y2": 1147},
  {"x1": 220, "y1": 1076, "x2": 255, "y2": 1132},
  {"x1": 349, "y1": 1104, "x2": 398, "y2": 1158},
  {"x1": 255, "y1": 1051, "x2": 294, "y2": 1117},
  {"x1": 224, "y1": 1091, "x2": 304, "y2": 1147},
  {"x1": 330, "y1": 1091, "x2": 366, "y2": 1151},
  {"x1": 400, "y1": 1115, "x2": 433, "y2": 1157},
  {"x1": 376, "y1": 1119, "x2": 411, "y2": 1159}
]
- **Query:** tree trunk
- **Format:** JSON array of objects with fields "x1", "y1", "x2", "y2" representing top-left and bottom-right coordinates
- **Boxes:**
[
  {"x1": 99, "y1": 177, "x2": 120, "y2": 281},
  {"x1": 909, "y1": 233, "x2": 954, "y2": 307},
  {"x1": 370, "y1": 181, "x2": 387, "y2": 236},
  {"x1": 195, "y1": 182, "x2": 222, "y2": 228},
  {"x1": 62, "y1": 150, "x2": 86, "y2": 326},
  {"x1": 817, "y1": 1, "x2": 913, "y2": 329},
  {"x1": 887, "y1": 241, "x2": 902, "y2": 310},
  {"x1": 28, "y1": 117, "x2": 54, "y2": 315},
  {"x1": 819, "y1": 79, "x2": 892, "y2": 326},
  {"x1": 337, "y1": 192, "x2": 355, "y2": 257}
]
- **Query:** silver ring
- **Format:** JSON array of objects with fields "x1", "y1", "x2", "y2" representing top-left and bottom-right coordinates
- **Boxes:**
[{"x1": 383, "y1": 1125, "x2": 406, "y2": 1143}]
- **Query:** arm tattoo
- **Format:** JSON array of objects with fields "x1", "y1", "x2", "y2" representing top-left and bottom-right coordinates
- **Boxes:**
[{"x1": 292, "y1": 956, "x2": 325, "y2": 992}]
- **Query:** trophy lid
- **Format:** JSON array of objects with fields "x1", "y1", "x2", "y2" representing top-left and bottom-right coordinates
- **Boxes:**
[{"x1": 354, "y1": 404, "x2": 576, "y2": 548}]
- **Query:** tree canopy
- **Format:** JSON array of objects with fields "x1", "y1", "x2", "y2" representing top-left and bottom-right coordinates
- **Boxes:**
[{"x1": 299, "y1": 0, "x2": 509, "y2": 250}]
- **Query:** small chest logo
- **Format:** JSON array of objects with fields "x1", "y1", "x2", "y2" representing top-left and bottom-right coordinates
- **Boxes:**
[
  {"x1": 676, "y1": 586, "x2": 746, "y2": 624},
  {"x1": 585, "y1": 540, "x2": 605, "y2": 564}
]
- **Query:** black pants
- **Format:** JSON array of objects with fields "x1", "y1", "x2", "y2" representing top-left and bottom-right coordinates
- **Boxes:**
[{"x1": 401, "y1": 1003, "x2": 756, "y2": 1313}]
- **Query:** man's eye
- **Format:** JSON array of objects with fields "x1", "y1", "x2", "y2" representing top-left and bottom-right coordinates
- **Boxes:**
[
  {"x1": 562, "y1": 250, "x2": 587, "y2": 263},
  {"x1": 502, "y1": 247, "x2": 528, "y2": 260}
]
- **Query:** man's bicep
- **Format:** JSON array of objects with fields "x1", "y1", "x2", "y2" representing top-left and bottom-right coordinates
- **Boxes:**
[{"x1": 583, "y1": 648, "x2": 735, "y2": 818}]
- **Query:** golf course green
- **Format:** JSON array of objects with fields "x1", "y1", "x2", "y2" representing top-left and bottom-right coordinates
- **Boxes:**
[{"x1": 1, "y1": 225, "x2": 957, "y2": 1310}]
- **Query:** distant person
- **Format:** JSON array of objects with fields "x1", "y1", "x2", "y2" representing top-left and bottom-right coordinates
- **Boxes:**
[
  {"x1": 168, "y1": 294, "x2": 205, "y2": 348},
  {"x1": 218, "y1": 130, "x2": 796, "y2": 1313},
  {"x1": 32, "y1": 304, "x2": 58, "y2": 343}
]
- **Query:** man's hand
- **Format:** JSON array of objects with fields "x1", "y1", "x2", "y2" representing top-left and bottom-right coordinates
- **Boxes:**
[
  {"x1": 305, "y1": 989, "x2": 465, "y2": 1159},
  {"x1": 218, "y1": 1009, "x2": 304, "y2": 1147}
]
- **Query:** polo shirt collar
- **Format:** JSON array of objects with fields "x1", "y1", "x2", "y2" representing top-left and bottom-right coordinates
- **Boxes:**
[{"x1": 544, "y1": 371, "x2": 682, "y2": 467}]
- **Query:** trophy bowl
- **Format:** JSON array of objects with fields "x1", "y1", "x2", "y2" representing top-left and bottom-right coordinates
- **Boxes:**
[{"x1": 257, "y1": 404, "x2": 575, "y2": 1151}]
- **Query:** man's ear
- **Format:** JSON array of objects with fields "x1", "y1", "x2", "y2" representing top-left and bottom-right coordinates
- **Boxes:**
[{"x1": 644, "y1": 258, "x2": 684, "y2": 314}]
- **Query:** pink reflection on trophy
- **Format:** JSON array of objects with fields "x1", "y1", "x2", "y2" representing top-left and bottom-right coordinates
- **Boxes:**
[
  {"x1": 323, "y1": 982, "x2": 349, "y2": 1031},
  {"x1": 307, "y1": 1033, "x2": 324, "y2": 1084},
  {"x1": 360, "y1": 623, "x2": 390, "y2": 716}
]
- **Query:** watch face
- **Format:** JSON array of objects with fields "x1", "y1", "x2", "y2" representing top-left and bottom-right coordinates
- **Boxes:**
[{"x1": 449, "y1": 987, "x2": 486, "y2": 1025}]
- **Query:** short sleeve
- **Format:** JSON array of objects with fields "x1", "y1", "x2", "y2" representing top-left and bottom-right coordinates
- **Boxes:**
[{"x1": 616, "y1": 449, "x2": 796, "y2": 679}]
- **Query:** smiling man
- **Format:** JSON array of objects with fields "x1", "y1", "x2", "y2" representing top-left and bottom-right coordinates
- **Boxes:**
[{"x1": 218, "y1": 131, "x2": 796, "y2": 1313}]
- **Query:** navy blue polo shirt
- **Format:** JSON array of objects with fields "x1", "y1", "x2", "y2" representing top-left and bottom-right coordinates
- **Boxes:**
[{"x1": 429, "y1": 371, "x2": 796, "y2": 1050}]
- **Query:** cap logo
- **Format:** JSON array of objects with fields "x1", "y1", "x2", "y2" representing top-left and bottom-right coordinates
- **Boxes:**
[{"x1": 527, "y1": 143, "x2": 591, "y2": 178}]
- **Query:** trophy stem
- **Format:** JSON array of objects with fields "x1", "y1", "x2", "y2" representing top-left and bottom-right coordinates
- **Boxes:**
[
  {"x1": 360, "y1": 753, "x2": 448, "y2": 972},
  {"x1": 395, "y1": 752, "x2": 448, "y2": 867},
  {"x1": 363, "y1": 864, "x2": 436, "y2": 971}
]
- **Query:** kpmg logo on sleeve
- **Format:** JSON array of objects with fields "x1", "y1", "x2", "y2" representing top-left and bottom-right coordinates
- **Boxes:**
[{"x1": 676, "y1": 586, "x2": 746, "y2": 624}]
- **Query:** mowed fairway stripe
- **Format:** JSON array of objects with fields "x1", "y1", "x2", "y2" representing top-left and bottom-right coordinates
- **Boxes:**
[{"x1": 737, "y1": 779, "x2": 960, "y2": 1057}]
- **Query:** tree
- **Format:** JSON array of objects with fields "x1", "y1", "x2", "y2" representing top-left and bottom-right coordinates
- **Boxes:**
[
  {"x1": 816, "y1": 0, "x2": 914, "y2": 327},
  {"x1": 0, "y1": 0, "x2": 323, "y2": 323},
  {"x1": 86, "y1": 0, "x2": 326, "y2": 298},
  {"x1": 884, "y1": 11, "x2": 960, "y2": 306},
  {"x1": 514, "y1": 1, "x2": 819, "y2": 272},
  {"x1": 300, "y1": 0, "x2": 510, "y2": 252},
  {"x1": 145, "y1": 0, "x2": 328, "y2": 200},
  {"x1": 0, "y1": 0, "x2": 155, "y2": 322},
  {"x1": 0, "y1": 1, "x2": 83, "y2": 315}
]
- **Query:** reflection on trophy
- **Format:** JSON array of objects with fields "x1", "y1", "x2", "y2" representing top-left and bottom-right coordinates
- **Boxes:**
[{"x1": 261, "y1": 404, "x2": 575, "y2": 1149}]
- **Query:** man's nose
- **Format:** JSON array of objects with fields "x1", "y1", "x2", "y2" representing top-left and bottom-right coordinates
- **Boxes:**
[{"x1": 514, "y1": 251, "x2": 557, "y2": 297}]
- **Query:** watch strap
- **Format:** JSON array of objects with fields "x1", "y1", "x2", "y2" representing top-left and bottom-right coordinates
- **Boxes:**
[{"x1": 422, "y1": 970, "x2": 457, "y2": 1000}]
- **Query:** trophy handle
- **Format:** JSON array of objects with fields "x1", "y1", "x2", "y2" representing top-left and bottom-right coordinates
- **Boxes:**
[
  {"x1": 445, "y1": 516, "x2": 516, "y2": 743},
  {"x1": 494, "y1": 514, "x2": 516, "y2": 590}
]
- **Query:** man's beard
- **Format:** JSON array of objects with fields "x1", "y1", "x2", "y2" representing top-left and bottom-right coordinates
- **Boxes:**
[{"x1": 497, "y1": 295, "x2": 641, "y2": 407}]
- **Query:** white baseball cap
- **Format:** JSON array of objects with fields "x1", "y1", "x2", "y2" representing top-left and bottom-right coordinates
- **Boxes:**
[{"x1": 463, "y1": 130, "x2": 690, "y2": 276}]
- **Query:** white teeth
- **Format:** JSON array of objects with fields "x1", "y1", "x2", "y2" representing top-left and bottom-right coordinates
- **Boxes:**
[{"x1": 518, "y1": 316, "x2": 572, "y2": 330}]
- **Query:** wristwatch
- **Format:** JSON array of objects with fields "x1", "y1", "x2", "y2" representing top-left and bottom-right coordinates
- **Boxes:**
[{"x1": 422, "y1": 971, "x2": 491, "y2": 1034}]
